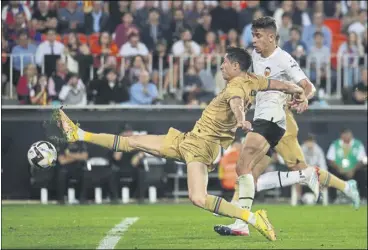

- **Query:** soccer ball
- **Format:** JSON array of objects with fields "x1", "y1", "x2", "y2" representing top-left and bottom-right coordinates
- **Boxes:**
[
  {"x1": 302, "y1": 192, "x2": 316, "y2": 205},
  {"x1": 27, "y1": 141, "x2": 57, "y2": 169}
]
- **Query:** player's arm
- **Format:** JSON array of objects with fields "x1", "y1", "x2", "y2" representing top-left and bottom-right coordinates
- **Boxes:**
[
  {"x1": 298, "y1": 79, "x2": 316, "y2": 100},
  {"x1": 229, "y1": 97, "x2": 246, "y2": 125},
  {"x1": 268, "y1": 79, "x2": 305, "y2": 95}
]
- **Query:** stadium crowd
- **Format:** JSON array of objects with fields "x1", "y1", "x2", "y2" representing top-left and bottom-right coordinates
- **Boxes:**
[{"x1": 1, "y1": 0, "x2": 367, "y2": 106}]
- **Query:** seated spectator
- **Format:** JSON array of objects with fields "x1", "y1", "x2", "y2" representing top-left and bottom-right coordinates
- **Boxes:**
[
  {"x1": 135, "y1": 1, "x2": 159, "y2": 29},
  {"x1": 35, "y1": 28, "x2": 64, "y2": 75},
  {"x1": 169, "y1": 9, "x2": 192, "y2": 46},
  {"x1": 308, "y1": 31, "x2": 332, "y2": 91},
  {"x1": 278, "y1": 12, "x2": 293, "y2": 48},
  {"x1": 91, "y1": 31, "x2": 119, "y2": 72},
  {"x1": 140, "y1": 8, "x2": 167, "y2": 52},
  {"x1": 195, "y1": 56, "x2": 215, "y2": 96},
  {"x1": 48, "y1": 59, "x2": 68, "y2": 103},
  {"x1": 302, "y1": 12, "x2": 332, "y2": 52},
  {"x1": 7, "y1": 13, "x2": 31, "y2": 43},
  {"x1": 152, "y1": 39, "x2": 169, "y2": 74},
  {"x1": 84, "y1": 1, "x2": 110, "y2": 35},
  {"x1": 31, "y1": 0, "x2": 58, "y2": 34},
  {"x1": 108, "y1": 1, "x2": 131, "y2": 32},
  {"x1": 58, "y1": 73, "x2": 87, "y2": 106},
  {"x1": 337, "y1": 31, "x2": 364, "y2": 88},
  {"x1": 348, "y1": 10, "x2": 367, "y2": 40},
  {"x1": 183, "y1": 1, "x2": 204, "y2": 31},
  {"x1": 129, "y1": 70, "x2": 158, "y2": 105},
  {"x1": 219, "y1": 28, "x2": 241, "y2": 54},
  {"x1": 2, "y1": 33, "x2": 11, "y2": 95},
  {"x1": 119, "y1": 33, "x2": 149, "y2": 58},
  {"x1": 114, "y1": 12, "x2": 139, "y2": 49},
  {"x1": 210, "y1": 1, "x2": 237, "y2": 34},
  {"x1": 172, "y1": 28, "x2": 201, "y2": 57},
  {"x1": 183, "y1": 64, "x2": 203, "y2": 105},
  {"x1": 16, "y1": 64, "x2": 38, "y2": 104},
  {"x1": 273, "y1": 0, "x2": 293, "y2": 28},
  {"x1": 201, "y1": 31, "x2": 219, "y2": 54},
  {"x1": 237, "y1": 0, "x2": 263, "y2": 33},
  {"x1": 96, "y1": 55, "x2": 122, "y2": 81},
  {"x1": 57, "y1": 1, "x2": 85, "y2": 34},
  {"x1": 292, "y1": 0, "x2": 312, "y2": 28},
  {"x1": 341, "y1": 1, "x2": 361, "y2": 33},
  {"x1": 92, "y1": 68, "x2": 129, "y2": 105},
  {"x1": 241, "y1": 9, "x2": 264, "y2": 48},
  {"x1": 326, "y1": 128, "x2": 367, "y2": 202},
  {"x1": 56, "y1": 141, "x2": 89, "y2": 204},
  {"x1": 192, "y1": 10, "x2": 214, "y2": 46},
  {"x1": 29, "y1": 74, "x2": 48, "y2": 105},
  {"x1": 62, "y1": 32, "x2": 93, "y2": 83},
  {"x1": 11, "y1": 30, "x2": 37, "y2": 87},
  {"x1": 283, "y1": 26, "x2": 308, "y2": 65},
  {"x1": 1, "y1": 1, "x2": 32, "y2": 30},
  {"x1": 343, "y1": 68, "x2": 367, "y2": 105}
]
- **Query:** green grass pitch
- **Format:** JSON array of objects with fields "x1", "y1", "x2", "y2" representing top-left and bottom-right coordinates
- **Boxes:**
[{"x1": 2, "y1": 204, "x2": 367, "y2": 249}]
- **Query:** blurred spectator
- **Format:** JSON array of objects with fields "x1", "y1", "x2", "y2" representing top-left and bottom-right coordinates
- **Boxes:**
[
  {"x1": 140, "y1": 8, "x2": 167, "y2": 52},
  {"x1": 302, "y1": 12, "x2": 332, "y2": 51},
  {"x1": 135, "y1": 1, "x2": 158, "y2": 29},
  {"x1": 96, "y1": 55, "x2": 121, "y2": 81},
  {"x1": 114, "y1": 12, "x2": 139, "y2": 49},
  {"x1": 309, "y1": 31, "x2": 332, "y2": 92},
  {"x1": 84, "y1": 1, "x2": 110, "y2": 35},
  {"x1": 273, "y1": 0, "x2": 293, "y2": 28},
  {"x1": 123, "y1": 55, "x2": 148, "y2": 86},
  {"x1": 241, "y1": 9, "x2": 264, "y2": 48},
  {"x1": 214, "y1": 69, "x2": 226, "y2": 95},
  {"x1": 35, "y1": 29, "x2": 64, "y2": 73},
  {"x1": 292, "y1": 0, "x2": 312, "y2": 28},
  {"x1": 343, "y1": 68, "x2": 367, "y2": 105},
  {"x1": 108, "y1": 1, "x2": 131, "y2": 32},
  {"x1": 48, "y1": 59, "x2": 68, "y2": 103},
  {"x1": 119, "y1": 33, "x2": 149, "y2": 58},
  {"x1": 302, "y1": 134, "x2": 328, "y2": 170},
  {"x1": 57, "y1": 141, "x2": 89, "y2": 204},
  {"x1": 202, "y1": 31, "x2": 219, "y2": 54},
  {"x1": 1, "y1": 33, "x2": 11, "y2": 95},
  {"x1": 342, "y1": 1, "x2": 362, "y2": 33},
  {"x1": 278, "y1": 12, "x2": 293, "y2": 48},
  {"x1": 348, "y1": 10, "x2": 367, "y2": 40},
  {"x1": 195, "y1": 56, "x2": 215, "y2": 96},
  {"x1": 172, "y1": 28, "x2": 201, "y2": 57},
  {"x1": 192, "y1": 9, "x2": 213, "y2": 46},
  {"x1": 91, "y1": 31, "x2": 119, "y2": 56},
  {"x1": 183, "y1": 64, "x2": 203, "y2": 105},
  {"x1": 7, "y1": 13, "x2": 29, "y2": 43},
  {"x1": 322, "y1": 1, "x2": 343, "y2": 18},
  {"x1": 31, "y1": 0, "x2": 58, "y2": 34},
  {"x1": 58, "y1": 73, "x2": 87, "y2": 106},
  {"x1": 29, "y1": 74, "x2": 48, "y2": 105},
  {"x1": 92, "y1": 68, "x2": 129, "y2": 105},
  {"x1": 337, "y1": 31, "x2": 364, "y2": 88},
  {"x1": 211, "y1": 1, "x2": 238, "y2": 34},
  {"x1": 152, "y1": 39, "x2": 169, "y2": 73},
  {"x1": 283, "y1": 27, "x2": 308, "y2": 60},
  {"x1": 237, "y1": 0, "x2": 263, "y2": 32},
  {"x1": 169, "y1": 8, "x2": 192, "y2": 45},
  {"x1": 57, "y1": 1, "x2": 85, "y2": 34},
  {"x1": 218, "y1": 29, "x2": 241, "y2": 55},
  {"x1": 183, "y1": 1, "x2": 204, "y2": 31},
  {"x1": 16, "y1": 64, "x2": 38, "y2": 104},
  {"x1": 11, "y1": 30, "x2": 37, "y2": 87},
  {"x1": 326, "y1": 128, "x2": 367, "y2": 202},
  {"x1": 61, "y1": 32, "x2": 93, "y2": 83},
  {"x1": 129, "y1": 70, "x2": 158, "y2": 105},
  {"x1": 1, "y1": 1, "x2": 32, "y2": 29}
]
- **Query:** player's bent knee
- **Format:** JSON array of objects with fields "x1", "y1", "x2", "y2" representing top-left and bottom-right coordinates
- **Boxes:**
[{"x1": 188, "y1": 193, "x2": 206, "y2": 208}]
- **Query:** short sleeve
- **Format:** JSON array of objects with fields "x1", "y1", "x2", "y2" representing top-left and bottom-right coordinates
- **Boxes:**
[
  {"x1": 225, "y1": 85, "x2": 245, "y2": 103},
  {"x1": 284, "y1": 53, "x2": 308, "y2": 84},
  {"x1": 326, "y1": 143, "x2": 336, "y2": 161}
]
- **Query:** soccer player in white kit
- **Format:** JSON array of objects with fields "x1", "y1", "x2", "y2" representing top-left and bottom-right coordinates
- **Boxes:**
[{"x1": 214, "y1": 16, "x2": 360, "y2": 237}]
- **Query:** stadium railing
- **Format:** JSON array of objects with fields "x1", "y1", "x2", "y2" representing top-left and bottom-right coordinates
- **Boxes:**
[{"x1": 2, "y1": 53, "x2": 367, "y2": 103}]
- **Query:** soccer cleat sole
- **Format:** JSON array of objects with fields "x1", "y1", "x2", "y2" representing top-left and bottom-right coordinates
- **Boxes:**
[{"x1": 213, "y1": 225, "x2": 249, "y2": 236}]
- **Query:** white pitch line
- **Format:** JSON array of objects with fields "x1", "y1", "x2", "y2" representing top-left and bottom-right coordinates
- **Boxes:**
[{"x1": 97, "y1": 217, "x2": 139, "y2": 249}]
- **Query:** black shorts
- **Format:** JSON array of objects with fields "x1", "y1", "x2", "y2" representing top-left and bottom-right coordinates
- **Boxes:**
[{"x1": 251, "y1": 119, "x2": 285, "y2": 149}]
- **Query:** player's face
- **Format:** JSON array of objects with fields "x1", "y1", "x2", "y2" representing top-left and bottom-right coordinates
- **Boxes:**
[
  {"x1": 220, "y1": 54, "x2": 237, "y2": 81},
  {"x1": 252, "y1": 28, "x2": 274, "y2": 54}
]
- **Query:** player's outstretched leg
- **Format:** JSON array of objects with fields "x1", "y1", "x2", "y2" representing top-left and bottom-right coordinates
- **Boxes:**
[
  {"x1": 56, "y1": 109, "x2": 166, "y2": 156},
  {"x1": 187, "y1": 161, "x2": 276, "y2": 241}
]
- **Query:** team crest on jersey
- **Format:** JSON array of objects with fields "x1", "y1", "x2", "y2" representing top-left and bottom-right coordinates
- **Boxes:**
[{"x1": 264, "y1": 67, "x2": 271, "y2": 77}]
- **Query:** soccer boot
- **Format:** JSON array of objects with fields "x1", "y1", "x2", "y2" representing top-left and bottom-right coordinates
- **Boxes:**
[
  {"x1": 302, "y1": 166, "x2": 321, "y2": 203},
  {"x1": 252, "y1": 209, "x2": 276, "y2": 241},
  {"x1": 345, "y1": 180, "x2": 360, "y2": 210},
  {"x1": 214, "y1": 219, "x2": 250, "y2": 236},
  {"x1": 56, "y1": 109, "x2": 80, "y2": 142}
]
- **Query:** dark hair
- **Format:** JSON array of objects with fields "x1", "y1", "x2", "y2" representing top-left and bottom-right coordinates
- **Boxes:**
[
  {"x1": 251, "y1": 16, "x2": 277, "y2": 33},
  {"x1": 225, "y1": 47, "x2": 252, "y2": 72},
  {"x1": 149, "y1": 8, "x2": 160, "y2": 15},
  {"x1": 290, "y1": 26, "x2": 302, "y2": 36},
  {"x1": 305, "y1": 133, "x2": 316, "y2": 142},
  {"x1": 341, "y1": 128, "x2": 352, "y2": 134},
  {"x1": 180, "y1": 28, "x2": 191, "y2": 35},
  {"x1": 128, "y1": 32, "x2": 139, "y2": 40},
  {"x1": 282, "y1": 12, "x2": 292, "y2": 19},
  {"x1": 313, "y1": 31, "x2": 324, "y2": 38},
  {"x1": 17, "y1": 29, "x2": 29, "y2": 38},
  {"x1": 47, "y1": 28, "x2": 56, "y2": 34}
]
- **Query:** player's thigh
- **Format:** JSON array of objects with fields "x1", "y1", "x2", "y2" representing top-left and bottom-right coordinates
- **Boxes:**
[
  {"x1": 187, "y1": 161, "x2": 208, "y2": 206},
  {"x1": 275, "y1": 135, "x2": 307, "y2": 170},
  {"x1": 155, "y1": 127, "x2": 186, "y2": 160}
]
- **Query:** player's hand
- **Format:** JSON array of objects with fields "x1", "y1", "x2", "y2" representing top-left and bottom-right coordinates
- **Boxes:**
[
  {"x1": 291, "y1": 99, "x2": 309, "y2": 114},
  {"x1": 231, "y1": 121, "x2": 253, "y2": 133}
]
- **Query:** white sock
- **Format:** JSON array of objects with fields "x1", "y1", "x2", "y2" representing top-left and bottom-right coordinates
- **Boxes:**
[
  {"x1": 238, "y1": 174, "x2": 255, "y2": 210},
  {"x1": 247, "y1": 213, "x2": 256, "y2": 226},
  {"x1": 343, "y1": 182, "x2": 349, "y2": 193},
  {"x1": 77, "y1": 128, "x2": 85, "y2": 140},
  {"x1": 256, "y1": 170, "x2": 305, "y2": 191}
]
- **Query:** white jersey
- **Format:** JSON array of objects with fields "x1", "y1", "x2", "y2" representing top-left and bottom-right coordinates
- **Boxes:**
[{"x1": 252, "y1": 47, "x2": 307, "y2": 129}]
